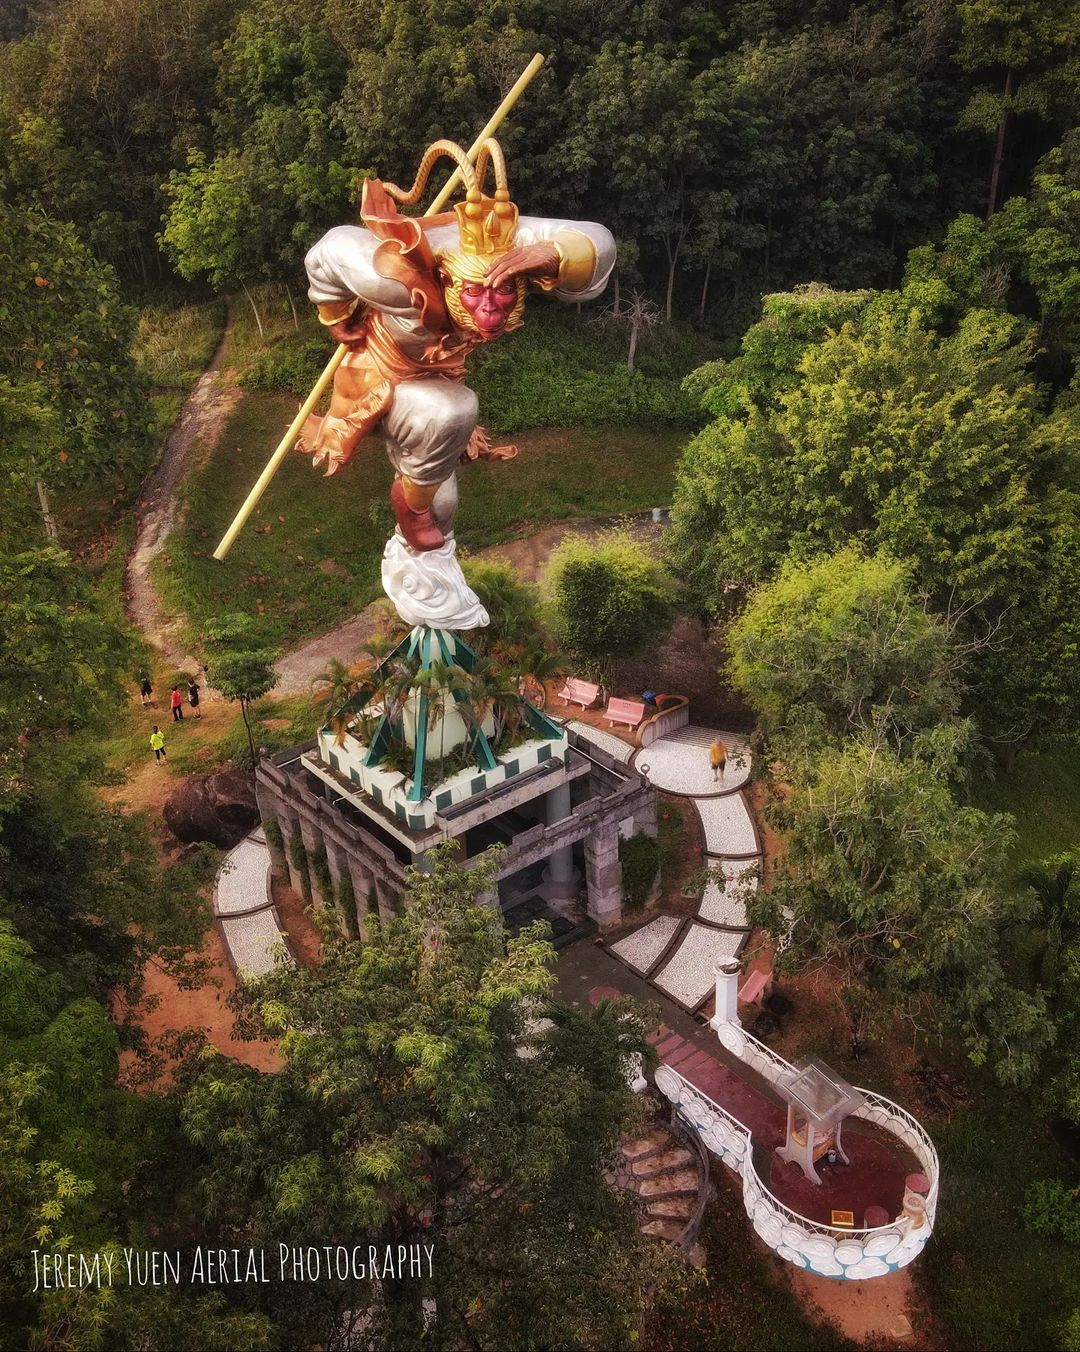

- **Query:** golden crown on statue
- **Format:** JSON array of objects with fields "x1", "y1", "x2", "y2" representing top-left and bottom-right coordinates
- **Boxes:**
[{"x1": 384, "y1": 138, "x2": 518, "y2": 259}]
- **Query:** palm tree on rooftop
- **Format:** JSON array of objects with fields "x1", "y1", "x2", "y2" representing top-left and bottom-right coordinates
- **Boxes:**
[
  {"x1": 513, "y1": 637, "x2": 567, "y2": 710},
  {"x1": 313, "y1": 657, "x2": 374, "y2": 747}
]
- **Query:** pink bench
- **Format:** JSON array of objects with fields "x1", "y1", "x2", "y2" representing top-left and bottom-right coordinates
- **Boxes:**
[
  {"x1": 604, "y1": 697, "x2": 646, "y2": 729},
  {"x1": 558, "y1": 678, "x2": 600, "y2": 709},
  {"x1": 738, "y1": 969, "x2": 771, "y2": 1006}
]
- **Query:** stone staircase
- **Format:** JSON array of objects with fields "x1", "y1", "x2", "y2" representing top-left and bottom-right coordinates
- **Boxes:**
[{"x1": 615, "y1": 1118, "x2": 709, "y2": 1257}]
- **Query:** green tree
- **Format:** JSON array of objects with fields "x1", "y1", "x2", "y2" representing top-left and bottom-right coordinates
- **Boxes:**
[
  {"x1": 971, "y1": 483, "x2": 1080, "y2": 753},
  {"x1": 727, "y1": 547, "x2": 964, "y2": 752},
  {"x1": 0, "y1": 203, "x2": 151, "y2": 528},
  {"x1": 548, "y1": 526, "x2": 676, "y2": 695},
  {"x1": 681, "y1": 285, "x2": 876, "y2": 420},
  {"x1": 0, "y1": 544, "x2": 133, "y2": 802},
  {"x1": 160, "y1": 6, "x2": 355, "y2": 330},
  {"x1": 1015, "y1": 853, "x2": 1080, "y2": 1125},
  {"x1": 0, "y1": 0, "x2": 239, "y2": 278},
  {"x1": 0, "y1": 926, "x2": 270, "y2": 1351},
  {"x1": 753, "y1": 726, "x2": 1049, "y2": 1077},
  {"x1": 182, "y1": 844, "x2": 663, "y2": 1350},
  {"x1": 957, "y1": 0, "x2": 1080, "y2": 216},
  {"x1": 902, "y1": 142, "x2": 1080, "y2": 367},
  {"x1": 204, "y1": 614, "x2": 281, "y2": 768},
  {"x1": 1018, "y1": 852, "x2": 1080, "y2": 991},
  {"x1": 669, "y1": 298, "x2": 1046, "y2": 608}
]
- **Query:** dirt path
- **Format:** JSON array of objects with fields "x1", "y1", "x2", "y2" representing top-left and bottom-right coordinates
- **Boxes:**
[
  {"x1": 271, "y1": 512, "x2": 663, "y2": 694},
  {"x1": 127, "y1": 302, "x2": 241, "y2": 673}
]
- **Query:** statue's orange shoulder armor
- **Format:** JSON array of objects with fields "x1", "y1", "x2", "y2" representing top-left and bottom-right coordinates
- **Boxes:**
[{"x1": 360, "y1": 178, "x2": 451, "y2": 335}]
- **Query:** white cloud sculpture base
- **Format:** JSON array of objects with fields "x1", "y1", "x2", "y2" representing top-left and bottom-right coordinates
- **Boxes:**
[{"x1": 382, "y1": 531, "x2": 488, "y2": 631}]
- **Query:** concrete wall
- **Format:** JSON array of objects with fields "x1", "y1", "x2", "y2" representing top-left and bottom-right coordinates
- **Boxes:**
[{"x1": 256, "y1": 736, "x2": 655, "y2": 934}]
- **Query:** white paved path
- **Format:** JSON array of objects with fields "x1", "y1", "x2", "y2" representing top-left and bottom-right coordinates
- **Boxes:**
[
  {"x1": 213, "y1": 827, "x2": 293, "y2": 978},
  {"x1": 634, "y1": 726, "x2": 752, "y2": 795},
  {"x1": 607, "y1": 723, "x2": 764, "y2": 1012}
]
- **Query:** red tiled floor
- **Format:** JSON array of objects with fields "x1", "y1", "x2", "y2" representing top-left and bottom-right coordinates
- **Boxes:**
[
  {"x1": 678, "y1": 1050, "x2": 716, "y2": 1076},
  {"x1": 563, "y1": 951, "x2": 918, "y2": 1229},
  {"x1": 766, "y1": 1126, "x2": 913, "y2": 1226}
]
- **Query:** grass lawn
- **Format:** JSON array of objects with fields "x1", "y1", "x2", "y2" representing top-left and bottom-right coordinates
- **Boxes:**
[
  {"x1": 155, "y1": 389, "x2": 689, "y2": 650},
  {"x1": 918, "y1": 1088, "x2": 1080, "y2": 1351},
  {"x1": 971, "y1": 746, "x2": 1080, "y2": 868},
  {"x1": 97, "y1": 668, "x2": 317, "y2": 802}
]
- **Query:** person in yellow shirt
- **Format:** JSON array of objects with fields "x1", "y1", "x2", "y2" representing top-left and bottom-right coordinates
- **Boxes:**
[
  {"x1": 710, "y1": 738, "x2": 727, "y2": 783},
  {"x1": 150, "y1": 726, "x2": 166, "y2": 763}
]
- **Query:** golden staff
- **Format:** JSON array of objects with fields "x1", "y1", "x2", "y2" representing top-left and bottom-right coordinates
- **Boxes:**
[{"x1": 213, "y1": 53, "x2": 546, "y2": 561}]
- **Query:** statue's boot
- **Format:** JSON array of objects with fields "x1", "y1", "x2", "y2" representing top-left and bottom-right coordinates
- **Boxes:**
[{"x1": 390, "y1": 476, "x2": 444, "y2": 551}]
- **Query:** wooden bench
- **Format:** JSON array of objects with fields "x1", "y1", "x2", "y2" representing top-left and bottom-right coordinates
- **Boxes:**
[
  {"x1": 603, "y1": 697, "x2": 646, "y2": 729},
  {"x1": 738, "y1": 969, "x2": 771, "y2": 1006},
  {"x1": 557, "y1": 678, "x2": 600, "y2": 709}
]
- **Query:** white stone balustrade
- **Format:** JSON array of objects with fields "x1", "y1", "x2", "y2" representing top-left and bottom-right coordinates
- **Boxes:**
[{"x1": 654, "y1": 1044, "x2": 938, "y2": 1279}]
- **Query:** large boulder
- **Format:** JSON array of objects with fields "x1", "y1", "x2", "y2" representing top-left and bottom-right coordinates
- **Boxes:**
[{"x1": 163, "y1": 770, "x2": 259, "y2": 850}]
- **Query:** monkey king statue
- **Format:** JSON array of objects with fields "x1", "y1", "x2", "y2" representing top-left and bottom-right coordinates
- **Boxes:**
[{"x1": 297, "y1": 137, "x2": 614, "y2": 629}]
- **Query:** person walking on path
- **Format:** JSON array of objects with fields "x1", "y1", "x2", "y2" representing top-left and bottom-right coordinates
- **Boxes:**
[
  {"x1": 187, "y1": 678, "x2": 202, "y2": 719},
  {"x1": 710, "y1": 737, "x2": 727, "y2": 783},
  {"x1": 170, "y1": 686, "x2": 184, "y2": 722},
  {"x1": 138, "y1": 673, "x2": 153, "y2": 705},
  {"x1": 150, "y1": 726, "x2": 166, "y2": 762}
]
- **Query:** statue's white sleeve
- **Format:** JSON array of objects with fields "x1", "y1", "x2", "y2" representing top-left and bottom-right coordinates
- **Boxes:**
[
  {"x1": 514, "y1": 217, "x2": 616, "y2": 302},
  {"x1": 304, "y1": 225, "x2": 418, "y2": 323}
]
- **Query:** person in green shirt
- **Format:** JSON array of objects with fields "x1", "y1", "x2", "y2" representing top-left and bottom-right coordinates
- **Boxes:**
[{"x1": 150, "y1": 726, "x2": 166, "y2": 762}]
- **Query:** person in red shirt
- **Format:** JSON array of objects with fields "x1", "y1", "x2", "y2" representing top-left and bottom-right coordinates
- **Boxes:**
[{"x1": 170, "y1": 686, "x2": 184, "y2": 722}]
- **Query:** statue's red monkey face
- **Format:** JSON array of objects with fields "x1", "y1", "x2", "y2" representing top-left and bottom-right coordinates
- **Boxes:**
[
  {"x1": 458, "y1": 278, "x2": 521, "y2": 336},
  {"x1": 437, "y1": 257, "x2": 527, "y2": 341}
]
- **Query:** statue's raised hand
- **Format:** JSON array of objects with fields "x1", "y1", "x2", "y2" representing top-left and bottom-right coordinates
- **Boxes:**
[{"x1": 484, "y1": 242, "x2": 560, "y2": 289}]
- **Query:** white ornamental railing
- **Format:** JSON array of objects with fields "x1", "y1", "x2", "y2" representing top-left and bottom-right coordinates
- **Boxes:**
[{"x1": 654, "y1": 1040, "x2": 938, "y2": 1279}]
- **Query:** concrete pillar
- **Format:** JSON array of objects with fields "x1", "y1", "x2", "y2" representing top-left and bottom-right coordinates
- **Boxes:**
[
  {"x1": 542, "y1": 782, "x2": 579, "y2": 899},
  {"x1": 374, "y1": 877, "x2": 399, "y2": 924},
  {"x1": 258, "y1": 794, "x2": 289, "y2": 882},
  {"x1": 324, "y1": 841, "x2": 361, "y2": 939},
  {"x1": 298, "y1": 818, "x2": 328, "y2": 907},
  {"x1": 277, "y1": 806, "x2": 308, "y2": 898},
  {"x1": 347, "y1": 856, "x2": 377, "y2": 931},
  {"x1": 584, "y1": 823, "x2": 623, "y2": 930},
  {"x1": 709, "y1": 957, "x2": 742, "y2": 1032},
  {"x1": 632, "y1": 793, "x2": 658, "y2": 839}
]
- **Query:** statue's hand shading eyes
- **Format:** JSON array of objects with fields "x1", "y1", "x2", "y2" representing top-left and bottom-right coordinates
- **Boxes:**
[{"x1": 483, "y1": 242, "x2": 560, "y2": 289}]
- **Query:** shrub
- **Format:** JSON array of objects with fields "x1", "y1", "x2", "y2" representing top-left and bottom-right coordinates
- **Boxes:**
[
  {"x1": 620, "y1": 833, "x2": 660, "y2": 911},
  {"x1": 1023, "y1": 1178, "x2": 1080, "y2": 1245},
  {"x1": 310, "y1": 843, "x2": 333, "y2": 906},
  {"x1": 239, "y1": 310, "x2": 708, "y2": 430},
  {"x1": 336, "y1": 870, "x2": 359, "y2": 940},
  {"x1": 548, "y1": 527, "x2": 677, "y2": 692}
]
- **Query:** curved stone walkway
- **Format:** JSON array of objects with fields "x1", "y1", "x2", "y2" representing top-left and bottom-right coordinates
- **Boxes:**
[
  {"x1": 634, "y1": 725, "x2": 752, "y2": 796},
  {"x1": 606, "y1": 723, "x2": 764, "y2": 1014},
  {"x1": 213, "y1": 826, "x2": 293, "y2": 978},
  {"x1": 565, "y1": 719, "x2": 634, "y2": 763}
]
